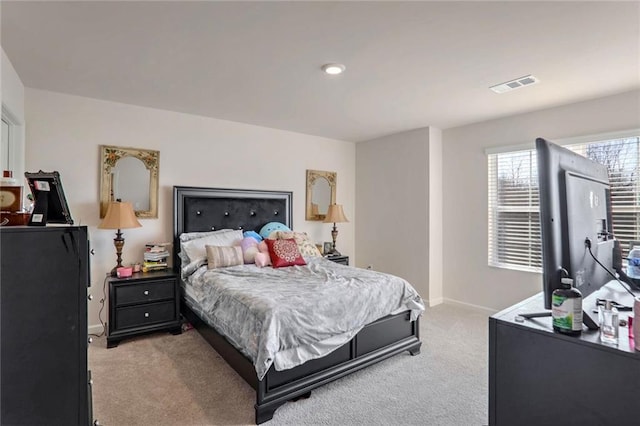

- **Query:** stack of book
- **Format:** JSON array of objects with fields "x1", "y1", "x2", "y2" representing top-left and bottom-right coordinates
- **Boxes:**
[{"x1": 143, "y1": 242, "x2": 170, "y2": 272}]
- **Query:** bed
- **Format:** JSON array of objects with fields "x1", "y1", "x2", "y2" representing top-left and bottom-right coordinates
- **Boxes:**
[{"x1": 173, "y1": 186, "x2": 423, "y2": 423}]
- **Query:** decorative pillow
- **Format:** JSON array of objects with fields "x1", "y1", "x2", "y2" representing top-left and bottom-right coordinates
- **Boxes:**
[
  {"x1": 268, "y1": 231, "x2": 322, "y2": 258},
  {"x1": 255, "y1": 252, "x2": 271, "y2": 267},
  {"x1": 240, "y1": 237, "x2": 259, "y2": 263},
  {"x1": 265, "y1": 238, "x2": 306, "y2": 268},
  {"x1": 180, "y1": 229, "x2": 243, "y2": 271},
  {"x1": 206, "y1": 245, "x2": 243, "y2": 269},
  {"x1": 243, "y1": 230, "x2": 263, "y2": 242},
  {"x1": 259, "y1": 222, "x2": 291, "y2": 239},
  {"x1": 255, "y1": 240, "x2": 271, "y2": 267}
]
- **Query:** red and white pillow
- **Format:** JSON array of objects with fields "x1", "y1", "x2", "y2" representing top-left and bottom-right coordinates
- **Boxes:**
[{"x1": 265, "y1": 238, "x2": 306, "y2": 268}]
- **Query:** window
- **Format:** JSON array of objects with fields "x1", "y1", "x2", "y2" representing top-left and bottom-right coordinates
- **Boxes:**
[{"x1": 488, "y1": 132, "x2": 640, "y2": 273}]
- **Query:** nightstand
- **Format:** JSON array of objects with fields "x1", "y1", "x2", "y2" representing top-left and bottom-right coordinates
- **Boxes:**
[
  {"x1": 326, "y1": 255, "x2": 349, "y2": 266},
  {"x1": 107, "y1": 270, "x2": 181, "y2": 348}
]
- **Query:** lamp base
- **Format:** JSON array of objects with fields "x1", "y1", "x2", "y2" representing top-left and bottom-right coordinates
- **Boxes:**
[
  {"x1": 111, "y1": 229, "x2": 125, "y2": 277},
  {"x1": 110, "y1": 265, "x2": 120, "y2": 277}
]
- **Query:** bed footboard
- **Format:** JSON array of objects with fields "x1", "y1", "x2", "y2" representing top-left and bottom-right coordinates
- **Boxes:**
[
  {"x1": 256, "y1": 312, "x2": 420, "y2": 423},
  {"x1": 182, "y1": 303, "x2": 420, "y2": 424}
]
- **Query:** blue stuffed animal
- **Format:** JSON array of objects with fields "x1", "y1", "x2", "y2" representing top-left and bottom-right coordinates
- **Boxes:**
[{"x1": 259, "y1": 222, "x2": 291, "y2": 239}]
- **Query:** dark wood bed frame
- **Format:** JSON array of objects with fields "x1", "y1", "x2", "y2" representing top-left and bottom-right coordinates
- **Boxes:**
[{"x1": 173, "y1": 186, "x2": 421, "y2": 424}]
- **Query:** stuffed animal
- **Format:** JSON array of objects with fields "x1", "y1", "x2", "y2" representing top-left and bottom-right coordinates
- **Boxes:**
[
  {"x1": 243, "y1": 230, "x2": 263, "y2": 243},
  {"x1": 255, "y1": 240, "x2": 272, "y2": 267},
  {"x1": 259, "y1": 222, "x2": 291, "y2": 239},
  {"x1": 240, "y1": 237, "x2": 259, "y2": 263}
]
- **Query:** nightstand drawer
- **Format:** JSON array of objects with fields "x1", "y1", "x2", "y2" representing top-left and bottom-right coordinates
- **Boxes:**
[
  {"x1": 115, "y1": 301, "x2": 176, "y2": 330},
  {"x1": 326, "y1": 255, "x2": 349, "y2": 266},
  {"x1": 114, "y1": 279, "x2": 175, "y2": 306}
]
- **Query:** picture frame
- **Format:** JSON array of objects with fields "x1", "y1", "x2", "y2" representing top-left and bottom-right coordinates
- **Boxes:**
[
  {"x1": 24, "y1": 170, "x2": 73, "y2": 225},
  {"x1": 323, "y1": 242, "x2": 333, "y2": 255}
]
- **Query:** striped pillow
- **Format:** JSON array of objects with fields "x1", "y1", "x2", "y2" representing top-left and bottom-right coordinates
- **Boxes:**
[{"x1": 206, "y1": 245, "x2": 243, "y2": 269}]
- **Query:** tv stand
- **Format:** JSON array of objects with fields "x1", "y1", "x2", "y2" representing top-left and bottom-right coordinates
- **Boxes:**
[{"x1": 489, "y1": 290, "x2": 639, "y2": 425}]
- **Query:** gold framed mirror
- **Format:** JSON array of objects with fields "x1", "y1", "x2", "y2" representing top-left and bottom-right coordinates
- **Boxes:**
[
  {"x1": 100, "y1": 145, "x2": 159, "y2": 218},
  {"x1": 306, "y1": 169, "x2": 336, "y2": 221}
]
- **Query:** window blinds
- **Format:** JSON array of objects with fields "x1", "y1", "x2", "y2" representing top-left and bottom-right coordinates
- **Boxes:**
[
  {"x1": 488, "y1": 136, "x2": 640, "y2": 273},
  {"x1": 488, "y1": 149, "x2": 541, "y2": 272}
]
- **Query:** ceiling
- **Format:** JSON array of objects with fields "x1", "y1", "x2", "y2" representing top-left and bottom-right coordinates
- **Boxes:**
[{"x1": 2, "y1": 1, "x2": 639, "y2": 142}]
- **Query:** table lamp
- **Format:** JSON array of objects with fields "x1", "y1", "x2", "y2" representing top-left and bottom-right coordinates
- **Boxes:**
[
  {"x1": 98, "y1": 200, "x2": 142, "y2": 276},
  {"x1": 323, "y1": 203, "x2": 349, "y2": 256}
]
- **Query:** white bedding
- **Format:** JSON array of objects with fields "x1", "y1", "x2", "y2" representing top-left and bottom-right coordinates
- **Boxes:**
[{"x1": 183, "y1": 257, "x2": 425, "y2": 380}]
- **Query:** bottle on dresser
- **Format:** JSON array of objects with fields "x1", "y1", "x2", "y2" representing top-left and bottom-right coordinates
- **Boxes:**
[
  {"x1": 599, "y1": 300, "x2": 619, "y2": 345},
  {"x1": 634, "y1": 298, "x2": 640, "y2": 351}
]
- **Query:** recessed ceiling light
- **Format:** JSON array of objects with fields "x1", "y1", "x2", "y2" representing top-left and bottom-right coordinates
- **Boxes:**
[
  {"x1": 322, "y1": 63, "x2": 346, "y2": 75},
  {"x1": 490, "y1": 75, "x2": 540, "y2": 94}
]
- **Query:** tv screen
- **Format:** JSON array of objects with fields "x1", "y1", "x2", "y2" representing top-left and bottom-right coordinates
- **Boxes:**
[{"x1": 536, "y1": 138, "x2": 614, "y2": 327}]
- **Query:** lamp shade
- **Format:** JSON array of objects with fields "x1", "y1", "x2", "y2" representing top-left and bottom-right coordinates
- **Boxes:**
[
  {"x1": 324, "y1": 204, "x2": 349, "y2": 223},
  {"x1": 98, "y1": 201, "x2": 142, "y2": 230}
]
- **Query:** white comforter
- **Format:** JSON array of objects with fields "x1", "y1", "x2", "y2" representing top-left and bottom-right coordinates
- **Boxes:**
[{"x1": 183, "y1": 257, "x2": 424, "y2": 380}]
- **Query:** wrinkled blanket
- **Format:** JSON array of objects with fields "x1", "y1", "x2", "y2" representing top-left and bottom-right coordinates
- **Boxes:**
[{"x1": 184, "y1": 257, "x2": 424, "y2": 380}]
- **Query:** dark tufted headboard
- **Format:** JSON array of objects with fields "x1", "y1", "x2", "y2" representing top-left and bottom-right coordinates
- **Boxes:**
[{"x1": 173, "y1": 186, "x2": 292, "y2": 271}]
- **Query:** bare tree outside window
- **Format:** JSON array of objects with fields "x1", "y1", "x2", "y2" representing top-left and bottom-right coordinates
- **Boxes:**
[{"x1": 489, "y1": 136, "x2": 640, "y2": 272}]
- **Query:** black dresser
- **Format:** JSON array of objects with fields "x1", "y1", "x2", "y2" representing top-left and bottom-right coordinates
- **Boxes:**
[
  {"x1": 489, "y1": 286, "x2": 639, "y2": 425},
  {"x1": 1, "y1": 226, "x2": 93, "y2": 425}
]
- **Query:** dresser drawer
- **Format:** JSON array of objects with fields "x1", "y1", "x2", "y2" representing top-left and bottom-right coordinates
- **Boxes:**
[
  {"x1": 114, "y1": 279, "x2": 175, "y2": 306},
  {"x1": 115, "y1": 301, "x2": 176, "y2": 330}
]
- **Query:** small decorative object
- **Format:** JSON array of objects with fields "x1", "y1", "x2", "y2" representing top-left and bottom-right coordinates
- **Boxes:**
[
  {"x1": 24, "y1": 170, "x2": 74, "y2": 226},
  {"x1": 116, "y1": 266, "x2": 133, "y2": 278},
  {"x1": 599, "y1": 299, "x2": 619, "y2": 345},
  {"x1": 323, "y1": 242, "x2": 332, "y2": 255},
  {"x1": 132, "y1": 262, "x2": 142, "y2": 273},
  {"x1": 98, "y1": 199, "x2": 142, "y2": 276},
  {"x1": 0, "y1": 170, "x2": 22, "y2": 212},
  {"x1": 633, "y1": 298, "x2": 640, "y2": 350},
  {"x1": 323, "y1": 203, "x2": 349, "y2": 256},
  {"x1": 316, "y1": 243, "x2": 324, "y2": 255},
  {"x1": 0, "y1": 170, "x2": 29, "y2": 226}
]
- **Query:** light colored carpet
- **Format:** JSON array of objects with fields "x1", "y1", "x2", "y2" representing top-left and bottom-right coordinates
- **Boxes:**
[{"x1": 89, "y1": 303, "x2": 489, "y2": 425}]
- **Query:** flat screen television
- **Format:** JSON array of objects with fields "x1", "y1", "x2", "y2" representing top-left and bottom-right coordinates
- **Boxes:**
[
  {"x1": 534, "y1": 137, "x2": 614, "y2": 329},
  {"x1": 25, "y1": 171, "x2": 74, "y2": 226}
]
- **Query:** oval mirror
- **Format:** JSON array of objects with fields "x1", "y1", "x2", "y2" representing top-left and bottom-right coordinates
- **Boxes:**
[{"x1": 306, "y1": 169, "x2": 336, "y2": 221}]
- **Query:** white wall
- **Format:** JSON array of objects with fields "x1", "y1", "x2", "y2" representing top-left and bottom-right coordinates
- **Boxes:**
[
  {"x1": 1, "y1": 48, "x2": 26, "y2": 181},
  {"x1": 443, "y1": 89, "x2": 640, "y2": 311},
  {"x1": 428, "y1": 127, "x2": 443, "y2": 306},
  {"x1": 355, "y1": 127, "x2": 435, "y2": 301},
  {"x1": 25, "y1": 88, "x2": 356, "y2": 332}
]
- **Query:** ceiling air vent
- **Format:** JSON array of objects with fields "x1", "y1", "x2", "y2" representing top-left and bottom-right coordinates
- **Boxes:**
[{"x1": 490, "y1": 75, "x2": 540, "y2": 94}]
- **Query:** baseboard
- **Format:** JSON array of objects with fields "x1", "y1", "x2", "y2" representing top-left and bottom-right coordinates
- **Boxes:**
[
  {"x1": 426, "y1": 297, "x2": 444, "y2": 307},
  {"x1": 88, "y1": 323, "x2": 106, "y2": 335},
  {"x1": 442, "y1": 297, "x2": 498, "y2": 315}
]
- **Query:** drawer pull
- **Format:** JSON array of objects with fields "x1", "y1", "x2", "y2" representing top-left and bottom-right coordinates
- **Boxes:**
[
  {"x1": 144, "y1": 312, "x2": 150, "y2": 318},
  {"x1": 88, "y1": 337, "x2": 93, "y2": 344},
  {"x1": 143, "y1": 290, "x2": 149, "y2": 295}
]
